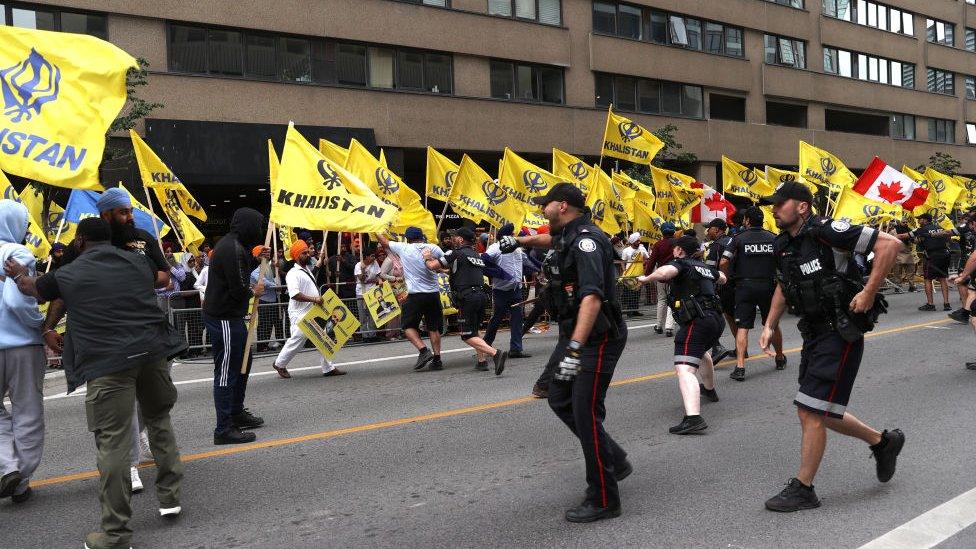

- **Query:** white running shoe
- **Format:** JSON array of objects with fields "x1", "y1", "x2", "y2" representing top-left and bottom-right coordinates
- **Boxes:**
[
  {"x1": 139, "y1": 430, "x2": 152, "y2": 461},
  {"x1": 159, "y1": 506, "x2": 182, "y2": 518},
  {"x1": 130, "y1": 467, "x2": 143, "y2": 493}
]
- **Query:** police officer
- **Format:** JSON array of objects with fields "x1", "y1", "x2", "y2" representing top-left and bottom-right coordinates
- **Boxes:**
[
  {"x1": 721, "y1": 207, "x2": 786, "y2": 381},
  {"x1": 896, "y1": 213, "x2": 952, "y2": 311},
  {"x1": 947, "y1": 213, "x2": 976, "y2": 369},
  {"x1": 703, "y1": 219, "x2": 735, "y2": 363},
  {"x1": 757, "y1": 182, "x2": 905, "y2": 512},
  {"x1": 423, "y1": 227, "x2": 508, "y2": 374},
  {"x1": 945, "y1": 209, "x2": 976, "y2": 322},
  {"x1": 499, "y1": 183, "x2": 630, "y2": 523},
  {"x1": 638, "y1": 234, "x2": 726, "y2": 434}
]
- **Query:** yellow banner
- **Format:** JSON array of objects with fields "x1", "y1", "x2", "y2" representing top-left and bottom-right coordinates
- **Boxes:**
[
  {"x1": 601, "y1": 107, "x2": 664, "y2": 165},
  {"x1": 271, "y1": 124, "x2": 396, "y2": 233},
  {"x1": 552, "y1": 148, "x2": 591, "y2": 194},
  {"x1": 268, "y1": 140, "x2": 296, "y2": 251},
  {"x1": 953, "y1": 175, "x2": 976, "y2": 210},
  {"x1": 318, "y1": 138, "x2": 349, "y2": 167},
  {"x1": 799, "y1": 141, "x2": 856, "y2": 194},
  {"x1": 721, "y1": 156, "x2": 759, "y2": 202},
  {"x1": 362, "y1": 281, "x2": 401, "y2": 328},
  {"x1": 0, "y1": 172, "x2": 49, "y2": 257},
  {"x1": 613, "y1": 170, "x2": 654, "y2": 212},
  {"x1": 766, "y1": 166, "x2": 818, "y2": 195},
  {"x1": 0, "y1": 27, "x2": 135, "y2": 189},
  {"x1": 633, "y1": 200, "x2": 664, "y2": 242},
  {"x1": 651, "y1": 166, "x2": 702, "y2": 220},
  {"x1": 833, "y1": 185, "x2": 901, "y2": 226},
  {"x1": 130, "y1": 130, "x2": 207, "y2": 221},
  {"x1": 438, "y1": 273, "x2": 457, "y2": 315},
  {"x1": 919, "y1": 167, "x2": 964, "y2": 229},
  {"x1": 448, "y1": 154, "x2": 524, "y2": 229},
  {"x1": 123, "y1": 186, "x2": 169, "y2": 240},
  {"x1": 297, "y1": 290, "x2": 360, "y2": 359},
  {"x1": 759, "y1": 205, "x2": 780, "y2": 235},
  {"x1": 425, "y1": 146, "x2": 457, "y2": 203},
  {"x1": 584, "y1": 165, "x2": 621, "y2": 235}
]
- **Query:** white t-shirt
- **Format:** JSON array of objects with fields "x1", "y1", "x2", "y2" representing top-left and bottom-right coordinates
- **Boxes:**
[
  {"x1": 621, "y1": 245, "x2": 649, "y2": 263},
  {"x1": 354, "y1": 261, "x2": 381, "y2": 297},
  {"x1": 285, "y1": 264, "x2": 320, "y2": 320},
  {"x1": 386, "y1": 241, "x2": 444, "y2": 294}
]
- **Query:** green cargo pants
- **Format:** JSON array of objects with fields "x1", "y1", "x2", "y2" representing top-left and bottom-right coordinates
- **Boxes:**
[{"x1": 85, "y1": 357, "x2": 183, "y2": 548}]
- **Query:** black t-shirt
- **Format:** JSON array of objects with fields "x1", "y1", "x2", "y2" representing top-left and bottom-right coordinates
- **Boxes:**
[
  {"x1": 667, "y1": 258, "x2": 719, "y2": 299},
  {"x1": 704, "y1": 235, "x2": 732, "y2": 268},
  {"x1": 35, "y1": 271, "x2": 60, "y2": 302},
  {"x1": 729, "y1": 227, "x2": 777, "y2": 280},
  {"x1": 911, "y1": 223, "x2": 949, "y2": 255},
  {"x1": 119, "y1": 228, "x2": 168, "y2": 274}
]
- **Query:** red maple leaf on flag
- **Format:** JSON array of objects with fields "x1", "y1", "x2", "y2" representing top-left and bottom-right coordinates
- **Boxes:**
[
  {"x1": 704, "y1": 193, "x2": 727, "y2": 212},
  {"x1": 877, "y1": 181, "x2": 905, "y2": 203}
]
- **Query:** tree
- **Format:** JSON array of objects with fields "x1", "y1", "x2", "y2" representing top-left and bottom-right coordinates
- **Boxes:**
[
  {"x1": 104, "y1": 57, "x2": 163, "y2": 166},
  {"x1": 917, "y1": 152, "x2": 960, "y2": 176},
  {"x1": 623, "y1": 124, "x2": 697, "y2": 185}
]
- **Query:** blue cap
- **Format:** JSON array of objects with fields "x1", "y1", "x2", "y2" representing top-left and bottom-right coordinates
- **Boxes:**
[
  {"x1": 661, "y1": 222, "x2": 676, "y2": 235},
  {"x1": 404, "y1": 226, "x2": 425, "y2": 241},
  {"x1": 95, "y1": 187, "x2": 132, "y2": 212}
]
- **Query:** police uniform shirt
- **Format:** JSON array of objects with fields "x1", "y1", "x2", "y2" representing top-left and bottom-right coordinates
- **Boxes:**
[
  {"x1": 666, "y1": 258, "x2": 719, "y2": 298},
  {"x1": 554, "y1": 215, "x2": 616, "y2": 304},
  {"x1": 728, "y1": 227, "x2": 777, "y2": 280},
  {"x1": 705, "y1": 235, "x2": 732, "y2": 268},
  {"x1": 774, "y1": 216, "x2": 878, "y2": 288},
  {"x1": 910, "y1": 223, "x2": 949, "y2": 255},
  {"x1": 439, "y1": 246, "x2": 485, "y2": 291}
]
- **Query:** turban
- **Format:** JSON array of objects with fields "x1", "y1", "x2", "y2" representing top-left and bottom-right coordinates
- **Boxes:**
[
  {"x1": 627, "y1": 232, "x2": 641, "y2": 244},
  {"x1": 289, "y1": 239, "x2": 309, "y2": 260},
  {"x1": 252, "y1": 245, "x2": 264, "y2": 258},
  {"x1": 96, "y1": 187, "x2": 131, "y2": 212}
]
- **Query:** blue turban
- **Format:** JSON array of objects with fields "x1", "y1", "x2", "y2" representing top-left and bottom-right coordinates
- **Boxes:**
[
  {"x1": 497, "y1": 223, "x2": 515, "y2": 238},
  {"x1": 96, "y1": 187, "x2": 132, "y2": 212}
]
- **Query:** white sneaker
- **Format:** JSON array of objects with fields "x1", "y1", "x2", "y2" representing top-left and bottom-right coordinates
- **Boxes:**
[
  {"x1": 130, "y1": 467, "x2": 143, "y2": 493},
  {"x1": 159, "y1": 505, "x2": 182, "y2": 518},
  {"x1": 139, "y1": 430, "x2": 152, "y2": 461}
]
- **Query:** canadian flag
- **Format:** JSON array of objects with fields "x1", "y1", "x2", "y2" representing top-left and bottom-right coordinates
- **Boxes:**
[
  {"x1": 691, "y1": 182, "x2": 736, "y2": 223},
  {"x1": 853, "y1": 156, "x2": 929, "y2": 210}
]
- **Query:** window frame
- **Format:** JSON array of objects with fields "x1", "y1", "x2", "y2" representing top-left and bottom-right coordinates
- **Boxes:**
[
  {"x1": 487, "y1": 0, "x2": 562, "y2": 26},
  {"x1": 926, "y1": 17, "x2": 955, "y2": 47},
  {"x1": 926, "y1": 67, "x2": 955, "y2": 96},
  {"x1": 490, "y1": 59, "x2": 564, "y2": 104},
  {"x1": 764, "y1": 34, "x2": 806, "y2": 68},
  {"x1": 1, "y1": 1, "x2": 107, "y2": 38},
  {"x1": 822, "y1": 45, "x2": 914, "y2": 89},
  {"x1": 593, "y1": 72, "x2": 705, "y2": 119},
  {"x1": 822, "y1": 0, "x2": 914, "y2": 37},
  {"x1": 890, "y1": 113, "x2": 915, "y2": 140},
  {"x1": 591, "y1": 2, "x2": 744, "y2": 58}
]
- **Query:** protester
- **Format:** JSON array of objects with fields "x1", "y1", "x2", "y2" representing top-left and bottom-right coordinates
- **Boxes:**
[
  {"x1": 0, "y1": 200, "x2": 45, "y2": 505},
  {"x1": 354, "y1": 246, "x2": 382, "y2": 342},
  {"x1": 620, "y1": 232, "x2": 649, "y2": 317},
  {"x1": 250, "y1": 246, "x2": 282, "y2": 352},
  {"x1": 97, "y1": 187, "x2": 170, "y2": 290},
  {"x1": 649, "y1": 222, "x2": 677, "y2": 337},
  {"x1": 5, "y1": 217, "x2": 186, "y2": 549},
  {"x1": 377, "y1": 246, "x2": 404, "y2": 340},
  {"x1": 483, "y1": 223, "x2": 534, "y2": 358}
]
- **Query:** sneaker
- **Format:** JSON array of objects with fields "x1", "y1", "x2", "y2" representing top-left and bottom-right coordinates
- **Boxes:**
[
  {"x1": 413, "y1": 348, "x2": 434, "y2": 370},
  {"x1": 531, "y1": 383, "x2": 549, "y2": 399},
  {"x1": 765, "y1": 478, "x2": 821, "y2": 512},
  {"x1": 508, "y1": 350, "x2": 532, "y2": 358},
  {"x1": 130, "y1": 467, "x2": 143, "y2": 493},
  {"x1": 967, "y1": 361, "x2": 976, "y2": 370},
  {"x1": 429, "y1": 356, "x2": 444, "y2": 371},
  {"x1": 322, "y1": 368, "x2": 346, "y2": 377},
  {"x1": 699, "y1": 384, "x2": 719, "y2": 403},
  {"x1": 493, "y1": 350, "x2": 508, "y2": 376},
  {"x1": 665, "y1": 329, "x2": 674, "y2": 337},
  {"x1": 214, "y1": 428, "x2": 256, "y2": 445},
  {"x1": 0, "y1": 470, "x2": 22, "y2": 498},
  {"x1": 11, "y1": 486, "x2": 31, "y2": 504},
  {"x1": 475, "y1": 361, "x2": 488, "y2": 372},
  {"x1": 653, "y1": 326, "x2": 663, "y2": 335},
  {"x1": 944, "y1": 303, "x2": 953, "y2": 311},
  {"x1": 231, "y1": 409, "x2": 264, "y2": 429},
  {"x1": 159, "y1": 506, "x2": 182, "y2": 518},
  {"x1": 948, "y1": 308, "x2": 970, "y2": 323},
  {"x1": 870, "y1": 429, "x2": 905, "y2": 483},
  {"x1": 730, "y1": 367, "x2": 746, "y2": 381},
  {"x1": 669, "y1": 415, "x2": 707, "y2": 434},
  {"x1": 918, "y1": 303, "x2": 936, "y2": 311},
  {"x1": 775, "y1": 356, "x2": 788, "y2": 370},
  {"x1": 564, "y1": 501, "x2": 621, "y2": 523},
  {"x1": 138, "y1": 430, "x2": 152, "y2": 462},
  {"x1": 84, "y1": 532, "x2": 132, "y2": 549}
]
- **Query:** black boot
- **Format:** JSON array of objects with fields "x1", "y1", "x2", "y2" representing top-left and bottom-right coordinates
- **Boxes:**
[{"x1": 564, "y1": 501, "x2": 621, "y2": 523}]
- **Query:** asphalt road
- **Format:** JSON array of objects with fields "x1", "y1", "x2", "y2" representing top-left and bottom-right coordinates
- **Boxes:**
[{"x1": 3, "y1": 291, "x2": 975, "y2": 548}]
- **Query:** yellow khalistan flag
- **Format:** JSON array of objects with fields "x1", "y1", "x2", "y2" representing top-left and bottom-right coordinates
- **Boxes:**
[
  {"x1": 122, "y1": 185, "x2": 170, "y2": 240},
  {"x1": 268, "y1": 140, "x2": 296, "y2": 252},
  {"x1": 20, "y1": 182, "x2": 76, "y2": 244},
  {"x1": 425, "y1": 146, "x2": 457, "y2": 203},
  {"x1": 613, "y1": 169, "x2": 654, "y2": 212},
  {"x1": 319, "y1": 138, "x2": 349, "y2": 167},
  {"x1": 766, "y1": 166, "x2": 818, "y2": 195},
  {"x1": 130, "y1": 130, "x2": 207, "y2": 221},
  {"x1": 953, "y1": 175, "x2": 976, "y2": 210},
  {"x1": 552, "y1": 148, "x2": 591, "y2": 193},
  {"x1": 919, "y1": 167, "x2": 964, "y2": 229},
  {"x1": 345, "y1": 139, "x2": 436, "y2": 242},
  {"x1": 166, "y1": 202, "x2": 205, "y2": 254},
  {"x1": 271, "y1": 124, "x2": 395, "y2": 233},
  {"x1": 499, "y1": 148, "x2": 561, "y2": 230},
  {"x1": 721, "y1": 156, "x2": 775, "y2": 202},
  {"x1": 449, "y1": 154, "x2": 524, "y2": 229},
  {"x1": 0, "y1": 172, "x2": 49, "y2": 257},
  {"x1": 584, "y1": 164, "x2": 621, "y2": 235},
  {"x1": 833, "y1": 185, "x2": 901, "y2": 226},
  {"x1": 633, "y1": 200, "x2": 665, "y2": 242},
  {"x1": 651, "y1": 166, "x2": 702, "y2": 219},
  {"x1": 759, "y1": 206, "x2": 780, "y2": 235},
  {"x1": 799, "y1": 141, "x2": 856, "y2": 194},
  {"x1": 601, "y1": 107, "x2": 664, "y2": 165},
  {"x1": 0, "y1": 27, "x2": 135, "y2": 189}
]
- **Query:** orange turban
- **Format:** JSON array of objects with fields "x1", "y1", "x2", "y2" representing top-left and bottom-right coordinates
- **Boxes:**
[
  {"x1": 251, "y1": 245, "x2": 264, "y2": 258},
  {"x1": 289, "y1": 240, "x2": 309, "y2": 260}
]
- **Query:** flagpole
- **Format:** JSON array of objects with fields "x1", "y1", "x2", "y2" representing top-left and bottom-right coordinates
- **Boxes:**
[
  {"x1": 142, "y1": 187, "x2": 166, "y2": 255},
  {"x1": 242, "y1": 221, "x2": 276, "y2": 373},
  {"x1": 434, "y1": 201, "x2": 450, "y2": 234}
]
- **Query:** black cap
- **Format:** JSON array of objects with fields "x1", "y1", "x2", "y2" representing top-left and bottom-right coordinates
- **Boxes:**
[
  {"x1": 706, "y1": 218, "x2": 727, "y2": 230},
  {"x1": 758, "y1": 181, "x2": 814, "y2": 206},
  {"x1": 530, "y1": 182, "x2": 586, "y2": 208},
  {"x1": 453, "y1": 226, "x2": 476, "y2": 242},
  {"x1": 917, "y1": 212, "x2": 932, "y2": 222},
  {"x1": 674, "y1": 235, "x2": 699, "y2": 256}
]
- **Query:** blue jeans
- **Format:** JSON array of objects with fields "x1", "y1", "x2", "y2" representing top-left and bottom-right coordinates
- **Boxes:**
[{"x1": 483, "y1": 287, "x2": 524, "y2": 352}]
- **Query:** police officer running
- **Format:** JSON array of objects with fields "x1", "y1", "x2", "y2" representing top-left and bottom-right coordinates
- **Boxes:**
[
  {"x1": 638, "y1": 234, "x2": 726, "y2": 434},
  {"x1": 498, "y1": 183, "x2": 630, "y2": 523},
  {"x1": 703, "y1": 219, "x2": 735, "y2": 363},
  {"x1": 896, "y1": 213, "x2": 952, "y2": 311},
  {"x1": 757, "y1": 182, "x2": 905, "y2": 512},
  {"x1": 423, "y1": 227, "x2": 508, "y2": 374},
  {"x1": 721, "y1": 207, "x2": 786, "y2": 381}
]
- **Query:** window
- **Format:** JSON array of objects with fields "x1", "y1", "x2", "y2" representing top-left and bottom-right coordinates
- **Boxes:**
[
  {"x1": 169, "y1": 25, "x2": 208, "y2": 73},
  {"x1": 336, "y1": 43, "x2": 367, "y2": 86},
  {"x1": 823, "y1": 46, "x2": 913, "y2": 88},
  {"x1": 397, "y1": 50, "x2": 425, "y2": 90},
  {"x1": 2, "y1": 4, "x2": 107, "y2": 38},
  {"x1": 766, "y1": 0, "x2": 803, "y2": 7},
  {"x1": 491, "y1": 61, "x2": 563, "y2": 104},
  {"x1": 489, "y1": 0, "x2": 561, "y2": 25},
  {"x1": 245, "y1": 34, "x2": 277, "y2": 79},
  {"x1": 368, "y1": 47, "x2": 394, "y2": 88},
  {"x1": 967, "y1": 123, "x2": 976, "y2": 145},
  {"x1": 764, "y1": 34, "x2": 806, "y2": 68},
  {"x1": 966, "y1": 29, "x2": 975, "y2": 53},
  {"x1": 927, "y1": 68, "x2": 955, "y2": 95},
  {"x1": 709, "y1": 94, "x2": 746, "y2": 121},
  {"x1": 823, "y1": 1, "x2": 913, "y2": 36},
  {"x1": 425, "y1": 53, "x2": 453, "y2": 94},
  {"x1": 926, "y1": 18, "x2": 954, "y2": 46},
  {"x1": 927, "y1": 118, "x2": 955, "y2": 143},
  {"x1": 593, "y1": 73, "x2": 704, "y2": 118},
  {"x1": 966, "y1": 76, "x2": 976, "y2": 100},
  {"x1": 766, "y1": 101, "x2": 807, "y2": 127},
  {"x1": 591, "y1": 3, "x2": 743, "y2": 57},
  {"x1": 825, "y1": 109, "x2": 889, "y2": 136},
  {"x1": 891, "y1": 114, "x2": 915, "y2": 140},
  {"x1": 207, "y1": 29, "x2": 243, "y2": 76},
  {"x1": 280, "y1": 37, "x2": 311, "y2": 82}
]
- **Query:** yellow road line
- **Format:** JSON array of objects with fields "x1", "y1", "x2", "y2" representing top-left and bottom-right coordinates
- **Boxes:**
[{"x1": 31, "y1": 317, "x2": 955, "y2": 489}]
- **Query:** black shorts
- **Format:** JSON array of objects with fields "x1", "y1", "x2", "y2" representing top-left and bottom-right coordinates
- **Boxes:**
[
  {"x1": 673, "y1": 310, "x2": 725, "y2": 368},
  {"x1": 794, "y1": 331, "x2": 864, "y2": 419},
  {"x1": 923, "y1": 254, "x2": 950, "y2": 280},
  {"x1": 402, "y1": 292, "x2": 443, "y2": 333},
  {"x1": 719, "y1": 286, "x2": 735, "y2": 317},
  {"x1": 733, "y1": 280, "x2": 774, "y2": 329},
  {"x1": 458, "y1": 288, "x2": 487, "y2": 339}
]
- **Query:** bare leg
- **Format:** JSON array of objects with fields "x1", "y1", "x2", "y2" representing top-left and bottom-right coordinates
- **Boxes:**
[
  {"x1": 957, "y1": 283, "x2": 968, "y2": 305},
  {"x1": 772, "y1": 327, "x2": 785, "y2": 359},
  {"x1": 796, "y1": 408, "x2": 827, "y2": 486},
  {"x1": 735, "y1": 328, "x2": 749, "y2": 368},
  {"x1": 924, "y1": 279, "x2": 934, "y2": 305},
  {"x1": 404, "y1": 328, "x2": 425, "y2": 351},
  {"x1": 824, "y1": 412, "x2": 882, "y2": 445},
  {"x1": 698, "y1": 352, "x2": 715, "y2": 391},
  {"x1": 428, "y1": 329, "x2": 442, "y2": 355},
  {"x1": 675, "y1": 364, "x2": 701, "y2": 416},
  {"x1": 464, "y1": 336, "x2": 497, "y2": 357},
  {"x1": 939, "y1": 278, "x2": 950, "y2": 305}
]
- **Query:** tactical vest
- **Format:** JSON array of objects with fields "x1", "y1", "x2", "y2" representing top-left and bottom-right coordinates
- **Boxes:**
[
  {"x1": 704, "y1": 235, "x2": 732, "y2": 268},
  {"x1": 667, "y1": 258, "x2": 721, "y2": 323},
  {"x1": 732, "y1": 228, "x2": 777, "y2": 281},
  {"x1": 448, "y1": 246, "x2": 486, "y2": 292},
  {"x1": 917, "y1": 223, "x2": 949, "y2": 255}
]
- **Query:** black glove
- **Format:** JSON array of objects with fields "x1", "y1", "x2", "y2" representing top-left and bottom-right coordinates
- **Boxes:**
[
  {"x1": 554, "y1": 342, "x2": 582, "y2": 381},
  {"x1": 498, "y1": 236, "x2": 521, "y2": 254}
]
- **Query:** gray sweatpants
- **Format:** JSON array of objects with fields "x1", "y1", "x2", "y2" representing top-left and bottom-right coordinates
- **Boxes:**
[{"x1": 0, "y1": 344, "x2": 46, "y2": 494}]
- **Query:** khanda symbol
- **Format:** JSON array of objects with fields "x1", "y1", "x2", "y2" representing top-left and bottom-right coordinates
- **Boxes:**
[
  {"x1": 779, "y1": 173, "x2": 797, "y2": 183},
  {"x1": 739, "y1": 169, "x2": 757, "y2": 185},
  {"x1": 317, "y1": 161, "x2": 342, "y2": 191},
  {"x1": 2, "y1": 186, "x2": 16, "y2": 201},
  {"x1": 0, "y1": 48, "x2": 61, "y2": 123},
  {"x1": 862, "y1": 204, "x2": 882, "y2": 217},
  {"x1": 666, "y1": 174, "x2": 682, "y2": 187},
  {"x1": 932, "y1": 179, "x2": 946, "y2": 193},
  {"x1": 523, "y1": 171, "x2": 548, "y2": 193},
  {"x1": 482, "y1": 180, "x2": 507, "y2": 205},
  {"x1": 445, "y1": 170, "x2": 457, "y2": 189},
  {"x1": 592, "y1": 199, "x2": 606, "y2": 221},
  {"x1": 820, "y1": 157, "x2": 836, "y2": 176},
  {"x1": 375, "y1": 167, "x2": 399, "y2": 195},
  {"x1": 618, "y1": 121, "x2": 642, "y2": 143},
  {"x1": 568, "y1": 162, "x2": 589, "y2": 181}
]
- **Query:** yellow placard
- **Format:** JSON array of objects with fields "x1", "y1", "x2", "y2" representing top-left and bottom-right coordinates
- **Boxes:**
[
  {"x1": 438, "y1": 273, "x2": 457, "y2": 316},
  {"x1": 297, "y1": 289, "x2": 360, "y2": 359},
  {"x1": 362, "y1": 281, "x2": 401, "y2": 328}
]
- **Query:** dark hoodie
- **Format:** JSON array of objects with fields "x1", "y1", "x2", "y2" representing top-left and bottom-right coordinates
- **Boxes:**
[{"x1": 203, "y1": 208, "x2": 265, "y2": 319}]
